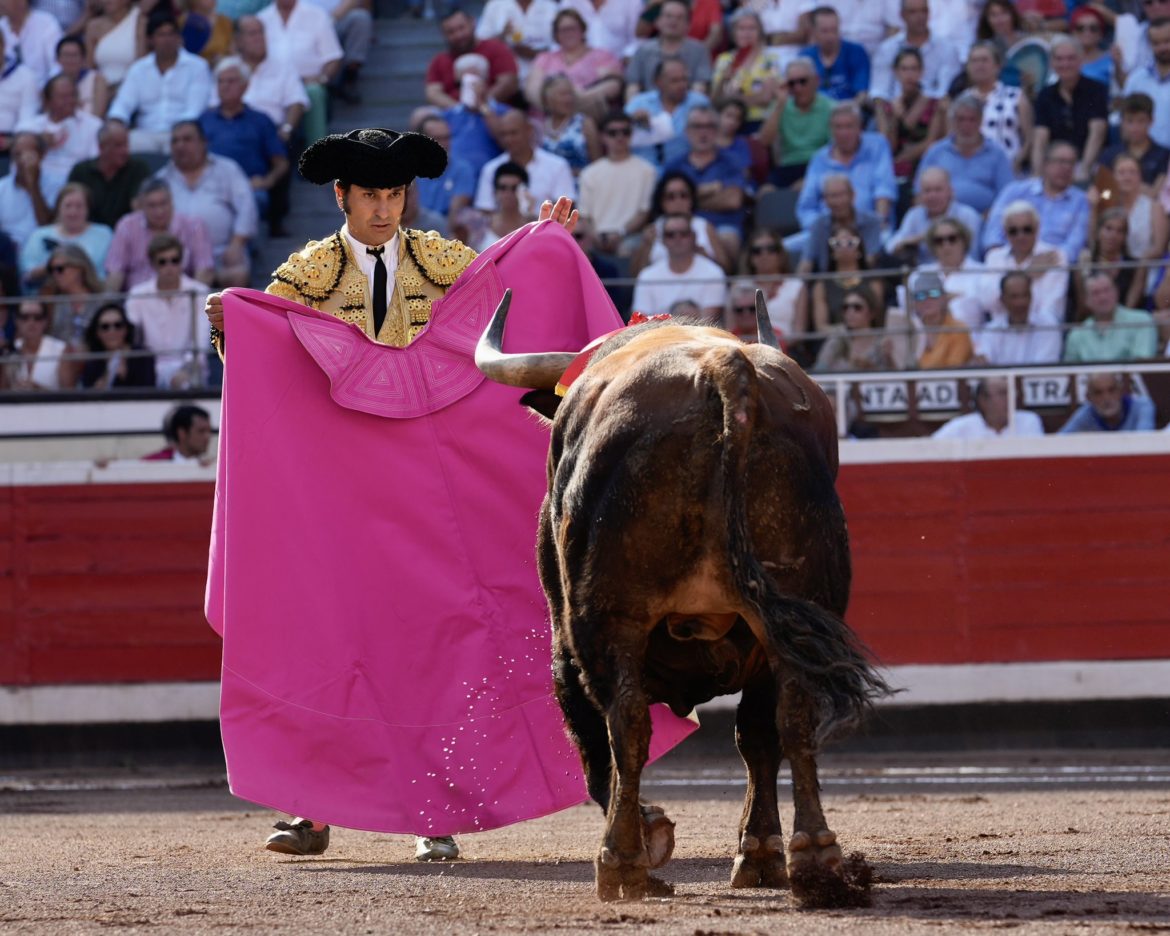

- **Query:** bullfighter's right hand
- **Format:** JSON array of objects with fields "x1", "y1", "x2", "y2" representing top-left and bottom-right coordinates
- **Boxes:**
[{"x1": 205, "y1": 292, "x2": 224, "y2": 331}]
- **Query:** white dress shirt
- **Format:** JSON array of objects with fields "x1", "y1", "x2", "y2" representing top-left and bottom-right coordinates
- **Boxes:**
[
  {"x1": 0, "y1": 61, "x2": 37, "y2": 132},
  {"x1": 983, "y1": 241, "x2": 1070, "y2": 325},
  {"x1": 257, "y1": 1, "x2": 343, "y2": 81},
  {"x1": 107, "y1": 50, "x2": 213, "y2": 134},
  {"x1": 17, "y1": 109, "x2": 102, "y2": 180},
  {"x1": 561, "y1": 0, "x2": 641, "y2": 59},
  {"x1": 126, "y1": 273, "x2": 210, "y2": 388},
  {"x1": 243, "y1": 54, "x2": 309, "y2": 126},
  {"x1": 1, "y1": 9, "x2": 62, "y2": 85},
  {"x1": 933, "y1": 410, "x2": 1044, "y2": 439},
  {"x1": 343, "y1": 225, "x2": 398, "y2": 315}
]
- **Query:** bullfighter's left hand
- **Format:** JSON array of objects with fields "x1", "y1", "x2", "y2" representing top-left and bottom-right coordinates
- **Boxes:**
[{"x1": 540, "y1": 196, "x2": 578, "y2": 234}]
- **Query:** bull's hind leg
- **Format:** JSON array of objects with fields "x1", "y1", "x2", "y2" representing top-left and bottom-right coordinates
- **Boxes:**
[
  {"x1": 730, "y1": 678, "x2": 788, "y2": 889},
  {"x1": 594, "y1": 629, "x2": 670, "y2": 901}
]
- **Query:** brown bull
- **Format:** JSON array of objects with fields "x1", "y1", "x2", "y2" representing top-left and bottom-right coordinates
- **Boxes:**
[{"x1": 476, "y1": 291, "x2": 891, "y2": 905}]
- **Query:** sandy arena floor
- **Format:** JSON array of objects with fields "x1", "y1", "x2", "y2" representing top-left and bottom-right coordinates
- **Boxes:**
[{"x1": 2, "y1": 750, "x2": 1169, "y2": 935}]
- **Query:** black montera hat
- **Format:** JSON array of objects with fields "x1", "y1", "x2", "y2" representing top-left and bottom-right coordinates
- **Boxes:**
[{"x1": 298, "y1": 128, "x2": 447, "y2": 189}]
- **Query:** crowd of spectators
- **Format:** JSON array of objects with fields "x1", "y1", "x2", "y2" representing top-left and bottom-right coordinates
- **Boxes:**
[
  {"x1": 0, "y1": 0, "x2": 367, "y2": 389},
  {"x1": 3, "y1": 0, "x2": 1169, "y2": 433}
]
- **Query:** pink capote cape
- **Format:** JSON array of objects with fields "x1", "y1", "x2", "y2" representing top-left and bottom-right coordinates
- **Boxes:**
[{"x1": 205, "y1": 221, "x2": 697, "y2": 835}]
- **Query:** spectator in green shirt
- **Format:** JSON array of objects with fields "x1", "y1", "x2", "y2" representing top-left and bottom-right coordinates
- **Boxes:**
[
  {"x1": 755, "y1": 57, "x2": 833, "y2": 188},
  {"x1": 1064, "y1": 271, "x2": 1159, "y2": 362}
]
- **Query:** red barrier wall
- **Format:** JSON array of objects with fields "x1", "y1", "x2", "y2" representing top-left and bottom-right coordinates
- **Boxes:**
[{"x1": 3, "y1": 452, "x2": 1170, "y2": 686}]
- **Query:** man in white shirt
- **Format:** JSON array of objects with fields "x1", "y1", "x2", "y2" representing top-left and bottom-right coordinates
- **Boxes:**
[
  {"x1": 473, "y1": 109, "x2": 575, "y2": 211},
  {"x1": 301, "y1": 0, "x2": 372, "y2": 103},
  {"x1": 0, "y1": 0, "x2": 60, "y2": 85},
  {"x1": 868, "y1": 0, "x2": 960, "y2": 101},
  {"x1": 577, "y1": 111, "x2": 657, "y2": 255},
  {"x1": 562, "y1": 0, "x2": 641, "y2": 59},
  {"x1": 0, "y1": 131, "x2": 57, "y2": 243},
  {"x1": 973, "y1": 270, "x2": 1063, "y2": 365},
  {"x1": 17, "y1": 74, "x2": 100, "y2": 184},
  {"x1": 0, "y1": 28, "x2": 36, "y2": 137},
  {"x1": 126, "y1": 233, "x2": 210, "y2": 389},
  {"x1": 983, "y1": 201, "x2": 1069, "y2": 324},
  {"x1": 475, "y1": 0, "x2": 557, "y2": 80},
  {"x1": 632, "y1": 212, "x2": 726, "y2": 318},
  {"x1": 798, "y1": 0, "x2": 899, "y2": 57},
  {"x1": 257, "y1": 0, "x2": 342, "y2": 144},
  {"x1": 106, "y1": 12, "x2": 213, "y2": 153},
  {"x1": 230, "y1": 16, "x2": 308, "y2": 140},
  {"x1": 933, "y1": 376, "x2": 1045, "y2": 438}
]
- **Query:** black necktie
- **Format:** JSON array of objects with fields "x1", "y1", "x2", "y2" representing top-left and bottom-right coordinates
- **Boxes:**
[{"x1": 368, "y1": 245, "x2": 387, "y2": 336}]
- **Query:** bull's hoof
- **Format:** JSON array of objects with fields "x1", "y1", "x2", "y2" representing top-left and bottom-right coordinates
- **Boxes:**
[
  {"x1": 787, "y1": 831, "x2": 873, "y2": 909},
  {"x1": 596, "y1": 847, "x2": 672, "y2": 901},
  {"x1": 730, "y1": 833, "x2": 788, "y2": 889},
  {"x1": 640, "y1": 804, "x2": 675, "y2": 869}
]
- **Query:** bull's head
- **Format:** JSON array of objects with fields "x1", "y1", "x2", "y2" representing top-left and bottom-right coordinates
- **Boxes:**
[{"x1": 475, "y1": 288, "x2": 783, "y2": 418}]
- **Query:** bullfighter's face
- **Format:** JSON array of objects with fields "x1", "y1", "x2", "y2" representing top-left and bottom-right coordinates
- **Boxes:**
[{"x1": 338, "y1": 183, "x2": 406, "y2": 248}]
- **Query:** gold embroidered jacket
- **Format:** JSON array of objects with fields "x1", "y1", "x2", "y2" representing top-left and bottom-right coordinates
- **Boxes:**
[{"x1": 265, "y1": 228, "x2": 478, "y2": 347}]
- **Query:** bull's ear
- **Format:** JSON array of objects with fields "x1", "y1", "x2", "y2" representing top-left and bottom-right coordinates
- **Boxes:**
[{"x1": 520, "y1": 389, "x2": 562, "y2": 423}]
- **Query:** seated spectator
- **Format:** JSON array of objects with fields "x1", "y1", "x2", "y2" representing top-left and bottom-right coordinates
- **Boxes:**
[
  {"x1": 0, "y1": 132, "x2": 61, "y2": 246},
  {"x1": 1031, "y1": 37, "x2": 1108, "y2": 182},
  {"x1": 426, "y1": 8, "x2": 518, "y2": 111},
  {"x1": 711, "y1": 10, "x2": 779, "y2": 129},
  {"x1": 797, "y1": 103, "x2": 896, "y2": 231},
  {"x1": 714, "y1": 99, "x2": 757, "y2": 181},
  {"x1": 0, "y1": 29, "x2": 38, "y2": 144},
  {"x1": 424, "y1": 57, "x2": 509, "y2": 180},
  {"x1": 2, "y1": 298, "x2": 69, "y2": 390},
  {"x1": 870, "y1": 0, "x2": 960, "y2": 102},
  {"x1": 723, "y1": 282, "x2": 782, "y2": 344},
  {"x1": 473, "y1": 110, "x2": 576, "y2": 213},
  {"x1": 663, "y1": 105, "x2": 747, "y2": 254},
  {"x1": 125, "y1": 232, "x2": 211, "y2": 388},
  {"x1": 399, "y1": 178, "x2": 447, "y2": 237},
  {"x1": 142, "y1": 403, "x2": 213, "y2": 463},
  {"x1": 231, "y1": 15, "x2": 309, "y2": 143},
  {"x1": 475, "y1": 0, "x2": 557, "y2": 83},
  {"x1": 739, "y1": 227, "x2": 807, "y2": 348},
  {"x1": 1121, "y1": 17, "x2": 1170, "y2": 151},
  {"x1": 1076, "y1": 208, "x2": 1145, "y2": 315},
  {"x1": 561, "y1": 0, "x2": 642, "y2": 61},
  {"x1": 915, "y1": 92, "x2": 1013, "y2": 216},
  {"x1": 85, "y1": 0, "x2": 143, "y2": 94},
  {"x1": 18, "y1": 74, "x2": 101, "y2": 186},
  {"x1": 536, "y1": 75, "x2": 599, "y2": 174},
  {"x1": 154, "y1": 120, "x2": 257, "y2": 288},
  {"x1": 976, "y1": 0, "x2": 1027, "y2": 73},
  {"x1": 814, "y1": 286, "x2": 895, "y2": 372},
  {"x1": 66, "y1": 120, "x2": 151, "y2": 229},
  {"x1": 41, "y1": 243, "x2": 104, "y2": 348},
  {"x1": 106, "y1": 12, "x2": 213, "y2": 153},
  {"x1": 799, "y1": 6, "x2": 870, "y2": 103},
  {"x1": 257, "y1": 0, "x2": 343, "y2": 144},
  {"x1": 874, "y1": 49, "x2": 945, "y2": 192},
  {"x1": 985, "y1": 142, "x2": 1090, "y2": 258},
  {"x1": 811, "y1": 223, "x2": 882, "y2": 340},
  {"x1": 973, "y1": 270, "x2": 1062, "y2": 364},
  {"x1": 1070, "y1": 6, "x2": 1112, "y2": 87},
  {"x1": 525, "y1": 9, "x2": 622, "y2": 121},
  {"x1": 469, "y1": 161, "x2": 534, "y2": 251},
  {"x1": 933, "y1": 377, "x2": 1044, "y2": 438},
  {"x1": 886, "y1": 167, "x2": 982, "y2": 264},
  {"x1": 630, "y1": 169, "x2": 732, "y2": 273},
  {"x1": 907, "y1": 269, "x2": 973, "y2": 368},
  {"x1": 984, "y1": 201, "x2": 1070, "y2": 322},
  {"x1": 918, "y1": 216, "x2": 999, "y2": 331},
  {"x1": 1064, "y1": 271, "x2": 1159, "y2": 362},
  {"x1": 755, "y1": 57, "x2": 832, "y2": 189},
  {"x1": 631, "y1": 211, "x2": 727, "y2": 319},
  {"x1": 757, "y1": 0, "x2": 807, "y2": 56},
  {"x1": 1097, "y1": 93, "x2": 1169, "y2": 197},
  {"x1": 55, "y1": 35, "x2": 109, "y2": 118},
  {"x1": 626, "y1": 57, "x2": 711, "y2": 168},
  {"x1": 1, "y1": 0, "x2": 62, "y2": 86},
  {"x1": 1058, "y1": 371, "x2": 1157, "y2": 432},
  {"x1": 199, "y1": 57, "x2": 289, "y2": 225},
  {"x1": 413, "y1": 113, "x2": 476, "y2": 226},
  {"x1": 947, "y1": 41, "x2": 1032, "y2": 176},
  {"x1": 105, "y1": 177, "x2": 215, "y2": 292},
  {"x1": 798, "y1": 174, "x2": 884, "y2": 274},
  {"x1": 300, "y1": 0, "x2": 372, "y2": 103},
  {"x1": 78, "y1": 301, "x2": 157, "y2": 389},
  {"x1": 1091, "y1": 153, "x2": 1168, "y2": 281},
  {"x1": 625, "y1": 0, "x2": 711, "y2": 99},
  {"x1": 20, "y1": 182, "x2": 113, "y2": 287},
  {"x1": 577, "y1": 111, "x2": 657, "y2": 256},
  {"x1": 182, "y1": 0, "x2": 235, "y2": 64}
]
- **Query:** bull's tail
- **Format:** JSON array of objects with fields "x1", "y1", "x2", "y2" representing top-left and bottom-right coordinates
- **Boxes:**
[{"x1": 706, "y1": 345, "x2": 892, "y2": 745}]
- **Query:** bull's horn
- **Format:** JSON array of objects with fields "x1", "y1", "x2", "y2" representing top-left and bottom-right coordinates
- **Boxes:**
[
  {"x1": 474, "y1": 288, "x2": 578, "y2": 390},
  {"x1": 755, "y1": 289, "x2": 780, "y2": 349}
]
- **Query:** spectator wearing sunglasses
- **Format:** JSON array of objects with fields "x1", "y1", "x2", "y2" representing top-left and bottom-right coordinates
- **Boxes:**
[
  {"x1": 814, "y1": 286, "x2": 896, "y2": 372},
  {"x1": 738, "y1": 228, "x2": 807, "y2": 344},
  {"x1": 983, "y1": 200, "x2": 1070, "y2": 324},
  {"x1": 915, "y1": 216, "x2": 999, "y2": 332},
  {"x1": 631, "y1": 211, "x2": 726, "y2": 319},
  {"x1": 2, "y1": 299, "x2": 71, "y2": 390},
  {"x1": 469, "y1": 162, "x2": 534, "y2": 251},
  {"x1": 811, "y1": 222, "x2": 883, "y2": 343},
  {"x1": 886, "y1": 167, "x2": 982, "y2": 265},
  {"x1": 973, "y1": 271, "x2": 1063, "y2": 366},
  {"x1": 125, "y1": 233, "x2": 210, "y2": 389},
  {"x1": 755, "y1": 57, "x2": 832, "y2": 189},
  {"x1": 577, "y1": 111, "x2": 658, "y2": 256},
  {"x1": 798, "y1": 174, "x2": 884, "y2": 275},
  {"x1": 79, "y1": 302, "x2": 157, "y2": 389},
  {"x1": 906, "y1": 269, "x2": 973, "y2": 369}
]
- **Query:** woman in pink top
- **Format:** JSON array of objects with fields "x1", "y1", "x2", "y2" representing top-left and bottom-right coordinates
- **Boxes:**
[{"x1": 525, "y1": 8, "x2": 621, "y2": 119}]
